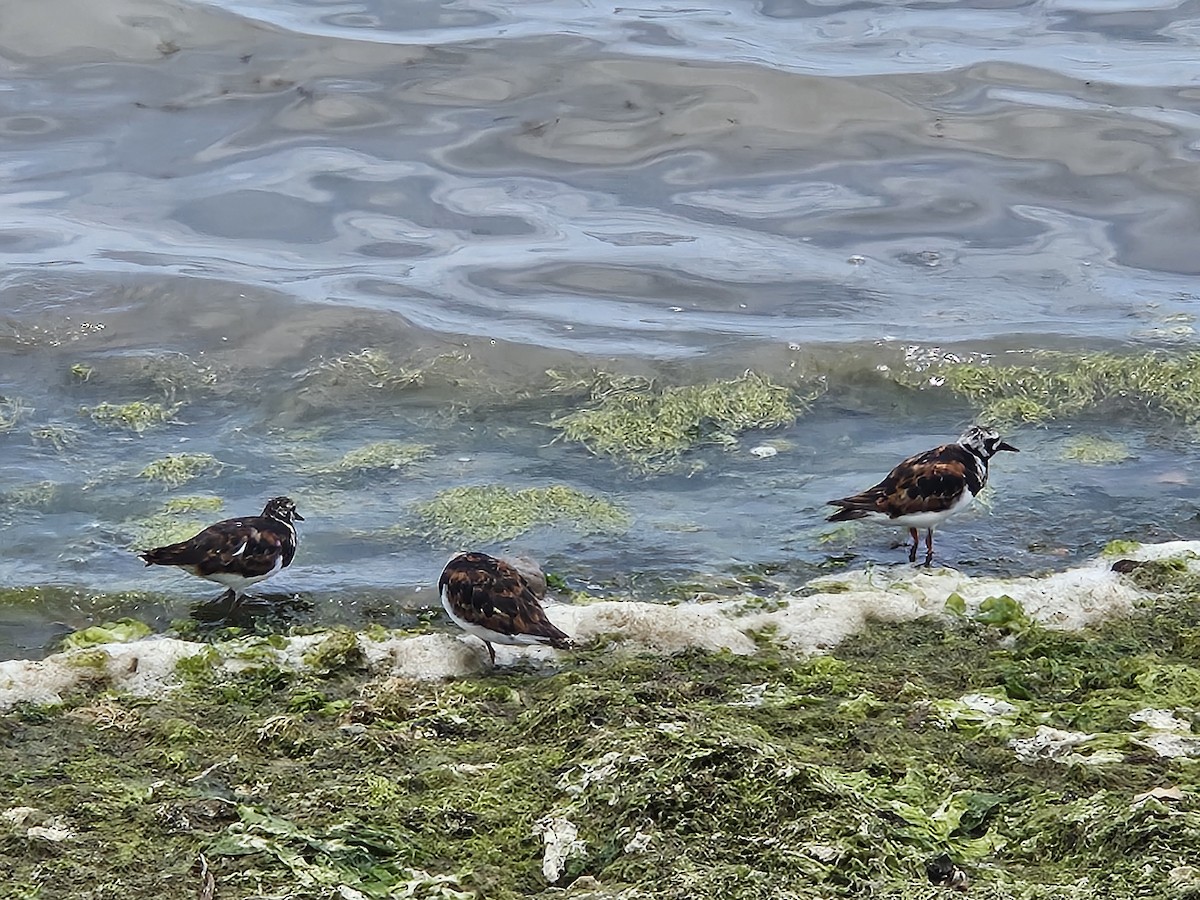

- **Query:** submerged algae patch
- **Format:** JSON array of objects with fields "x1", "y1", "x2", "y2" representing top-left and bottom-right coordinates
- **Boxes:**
[
  {"x1": 0, "y1": 395, "x2": 30, "y2": 431},
  {"x1": 30, "y1": 424, "x2": 82, "y2": 451},
  {"x1": 549, "y1": 370, "x2": 803, "y2": 471},
  {"x1": 303, "y1": 440, "x2": 433, "y2": 476},
  {"x1": 301, "y1": 348, "x2": 427, "y2": 393},
  {"x1": 119, "y1": 353, "x2": 218, "y2": 402},
  {"x1": 71, "y1": 353, "x2": 219, "y2": 402},
  {"x1": 162, "y1": 496, "x2": 224, "y2": 515},
  {"x1": 0, "y1": 481, "x2": 60, "y2": 510},
  {"x1": 138, "y1": 453, "x2": 222, "y2": 487},
  {"x1": 84, "y1": 400, "x2": 181, "y2": 433},
  {"x1": 414, "y1": 484, "x2": 630, "y2": 543},
  {"x1": 294, "y1": 348, "x2": 480, "y2": 416},
  {"x1": 914, "y1": 350, "x2": 1200, "y2": 426},
  {"x1": 124, "y1": 497, "x2": 224, "y2": 549},
  {"x1": 1060, "y1": 436, "x2": 1132, "y2": 465}
]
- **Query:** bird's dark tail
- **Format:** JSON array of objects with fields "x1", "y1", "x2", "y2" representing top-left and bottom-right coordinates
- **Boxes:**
[
  {"x1": 138, "y1": 544, "x2": 199, "y2": 567},
  {"x1": 535, "y1": 621, "x2": 575, "y2": 651},
  {"x1": 547, "y1": 634, "x2": 576, "y2": 651},
  {"x1": 826, "y1": 502, "x2": 871, "y2": 523},
  {"x1": 826, "y1": 485, "x2": 887, "y2": 522},
  {"x1": 825, "y1": 511, "x2": 864, "y2": 525}
]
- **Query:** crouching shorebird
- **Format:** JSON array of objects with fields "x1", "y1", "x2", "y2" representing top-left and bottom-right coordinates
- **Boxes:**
[
  {"x1": 826, "y1": 426, "x2": 1018, "y2": 567},
  {"x1": 438, "y1": 551, "x2": 574, "y2": 666},
  {"x1": 138, "y1": 496, "x2": 303, "y2": 603}
]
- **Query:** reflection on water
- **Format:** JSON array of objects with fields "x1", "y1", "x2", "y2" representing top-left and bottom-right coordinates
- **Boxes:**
[{"x1": 2, "y1": 0, "x2": 1200, "y2": 658}]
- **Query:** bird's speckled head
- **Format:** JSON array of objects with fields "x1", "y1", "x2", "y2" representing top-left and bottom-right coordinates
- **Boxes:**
[
  {"x1": 958, "y1": 425, "x2": 1019, "y2": 459},
  {"x1": 262, "y1": 496, "x2": 304, "y2": 522}
]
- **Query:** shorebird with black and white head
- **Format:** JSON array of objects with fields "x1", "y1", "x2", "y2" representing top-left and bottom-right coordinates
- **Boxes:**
[
  {"x1": 827, "y1": 426, "x2": 1018, "y2": 566},
  {"x1": 138, "y1": 496, "x2": 303, "y2": 603}
]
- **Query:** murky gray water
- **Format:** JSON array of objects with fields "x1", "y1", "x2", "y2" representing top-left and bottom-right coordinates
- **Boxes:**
[{"x1": 2, "y1": 0, "x2": 1200, "y2": 658}]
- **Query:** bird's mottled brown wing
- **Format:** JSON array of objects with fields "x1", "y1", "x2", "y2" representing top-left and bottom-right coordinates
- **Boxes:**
[
  {"x1": 499, "y1": 554, "x2": 547, "y2": 601},
  {"x1": 139, "y1": 517, "x2": 295, "y2": 577},
  {"x1": 875, "y1": 456, "x2": 972, "y2": 517},
  {"x1": 829, "y1": 443, "x2": 978, "y2": 520},
  {"x1": 439, "y1": 552, "x2": 572, "y2": 647}
]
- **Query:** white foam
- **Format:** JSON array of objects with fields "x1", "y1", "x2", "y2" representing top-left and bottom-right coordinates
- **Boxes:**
[
  {"x1": 100, "y1": 639, "x2": 211, "y2": 696},
  {"x1": 752, "y1": 558, "x2": 1144, "y2": 654},
  {"x1": 558, "y1": 600, "x2": 758, "y2": 656},
  {"x1": 0, "y1": 638, "x2": 209, "y2": 711},
  {"x1": 376, "y1": 633, "x2": 488, "y2": 679},
  {"x1": 0, "y1": 541, "x2": 1193, "y2": 708},
  {"x1": 0, "y1": 657, "x2": 90, "y2": 710}
]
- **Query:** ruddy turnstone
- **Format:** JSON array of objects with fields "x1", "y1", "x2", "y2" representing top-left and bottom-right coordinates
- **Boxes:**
[
  {"x1": 826, "y1": 425, "x2": 1018, "y2": 566},
  {"x1": 438, "y1": 551, "x2": 574, "y2": 665},
  {"x1": 138, "y1": 496, "x2": 303, "y2": 602}
]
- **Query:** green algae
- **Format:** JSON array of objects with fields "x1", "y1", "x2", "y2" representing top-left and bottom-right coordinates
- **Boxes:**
[
  {"x1": 1060, "y1": 436, "x2": 1132, "y2": 465},
  {"x1": 127, "y1": 353, "x2": 218, "y2": 402},
  {"x1": 73, "y1": 355, "x2": 218, "y2": 401},
  {"x1": 929, "y1": 693, "x2": 1021, "y2": 737},
  {"x1": 1103, "y1": 539, "x2": 1141, "y2": 557},
  {"x1": 307, "y1": 348, "x2": 426, "y2": 391},
  {"x1": 0, "y1": 481, "x2": 59, "y2": 510},
  {"x1": 62, "y1": 619, "x2": 153, "y2": 650},
  {"x1": 6, "y1": 586, "x2": 1200, "y2": 898},
  {"x1": 125, "y1": 497, "x2": 224, "y2": 550},
  {"x1": 173, "y1": 646, "x2": 219, "y2": 683},
  {"x1": 974, "y1": 594, "x2": 1030, "y2": 632},
  {"x1": 549, "y1": 370, "x2": 802, "y2": 471},
  {"x1": 30, "y1": 424, "x2": 82, "y2": 451},
  {"x1": 918, "y1": 350, "x2": 1200, "y2": 426},
  {"x1": 940, "y1": 595, "x2": 1027, "y2": 638},
  {"x1": 138, "y1": 453, "x2": 222, "y2": 487},
  {"x1": 303, "y1": 440, "x2": 433, "y2": 476},
  {"x1": 127, "y1": 514, "x2": 208, "y2": 550},
  {"x1": 208, "y1": 805, "x2": 474, "y2": 899},
  {"x1": 1119, "y1": 555, "x2": 1200, "y2": 594},
  {"x1": 85, "y1": 400, "x2": 181, "y2": 433},
  {"x1": 414, "y1": 484, "x2": 631, "y2": 543},
  {"x1": 65, "y1": 648, "x2": 113, "y2": 671},
  {"x1": 302, "y1": 629, "x2": 366, "y2": 675},
  {"x1": 0, "y1": 395, "x2": 30, "y2": 431},
  {"x1": 162, "y1": 496, "x2": 224, "y2": 515},
  {"x1": 0, "y1": 586, "x2": 173, "y2": 613},
  {"x1": 293, "y1": 348, "x2": 481, "y2": 416}
]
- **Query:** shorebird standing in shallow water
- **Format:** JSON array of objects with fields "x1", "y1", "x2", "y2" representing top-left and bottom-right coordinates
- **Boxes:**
[
  {"x1": 826, "y1": 425, "x2": 1018, "y2": 567},
  {"x1": 438, "y1": 551, "x2": 574, "y2": 665},
  {"x1": 138, "y1": 496, "x2": 303, "y2": 603}
]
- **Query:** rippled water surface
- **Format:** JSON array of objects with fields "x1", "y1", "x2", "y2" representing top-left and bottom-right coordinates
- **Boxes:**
[{"x1": 3, "y1": 0, "x2": 1200, "y2": 658}]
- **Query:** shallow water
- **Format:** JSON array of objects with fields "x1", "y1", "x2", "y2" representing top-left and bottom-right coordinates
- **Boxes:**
[{"x1": 2, "y1": 0, "x2": 1200, "y2": 659}]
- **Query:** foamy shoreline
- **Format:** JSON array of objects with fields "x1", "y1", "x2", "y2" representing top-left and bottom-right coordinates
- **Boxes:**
[{"x1": 2, "y1": 540, "x2": 1189, "y2": 712}]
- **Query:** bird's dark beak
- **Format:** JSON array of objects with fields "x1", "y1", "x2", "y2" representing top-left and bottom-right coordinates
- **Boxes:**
[
  {"x1": 293, "y1": 511, "x2": 305, "y2": 521},
  {"x1": 997, "y1": 442, "x2": 1019, "y2": 453}
]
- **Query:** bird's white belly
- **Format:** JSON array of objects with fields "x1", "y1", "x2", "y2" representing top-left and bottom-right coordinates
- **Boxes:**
[
  {"x1": 440, "y1": 588, "x2": 546, "y2": 647},
  {"x1": 873, "y1": 489, "x2": 977, "y2": 529},
  {"x1": 195, "y1": 556, "x2": 283, "y2": 592}
]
